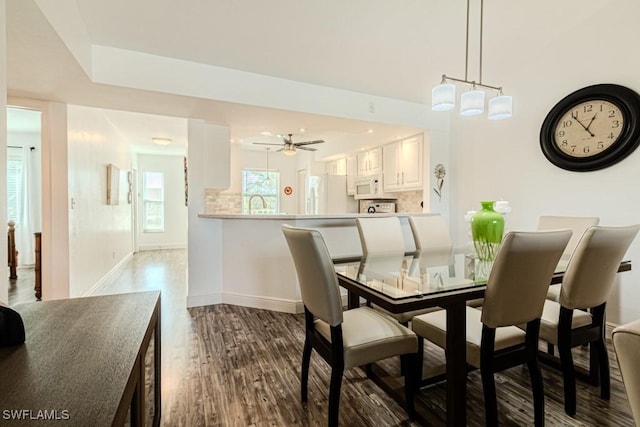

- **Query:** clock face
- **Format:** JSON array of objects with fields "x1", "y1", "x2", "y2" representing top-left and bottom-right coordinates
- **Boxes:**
[
  {"x1": 553, "y1": 100, "x2": 624, "y2": 158},
  {"x1": 540, "y1": 84, "x2": 640, "y2": 172}
]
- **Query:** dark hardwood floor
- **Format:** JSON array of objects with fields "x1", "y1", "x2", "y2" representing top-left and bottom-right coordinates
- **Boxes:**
[{"x1": 9, "y1": 250, "x2": 635, "y2": 426}]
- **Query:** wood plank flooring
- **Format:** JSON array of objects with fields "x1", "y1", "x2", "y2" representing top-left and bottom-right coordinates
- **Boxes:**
[{"x1": 9, "y1": 250, "x2": 636, "y2": 426}]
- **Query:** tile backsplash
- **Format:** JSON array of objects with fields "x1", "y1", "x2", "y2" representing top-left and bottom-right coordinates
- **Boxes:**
[
  {"x1": 205, "y1": 189, "x2": 242, "y2": 214},
  {"x1": 205, "y1": 188, "x2": 423, "y2": 215},
  {"x1": 395, "y1": 190, "x2": 423, "y2": 213}
]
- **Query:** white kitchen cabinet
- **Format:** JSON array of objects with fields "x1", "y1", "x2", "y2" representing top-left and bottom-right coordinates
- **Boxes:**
[
  {"x1": 356, "y1": 147, "x2": 382, "y2": 176},
  {"x1": 382, "y1": 135, "x2": 423, "y2": 192},
  {"x1": 325, "y1": 157, "x2": 347, "y2": 175},
  {"x1": 346, "y1": 155, "x2": 357, "y2": 195}
]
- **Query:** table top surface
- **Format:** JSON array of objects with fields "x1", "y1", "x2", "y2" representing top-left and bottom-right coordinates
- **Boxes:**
[
  {"x1": 335, "y1": 252, "x2": 604, "y2": 302},
  {"x1": 0, "y1": 291, "x2": 160, "y2": 426}
]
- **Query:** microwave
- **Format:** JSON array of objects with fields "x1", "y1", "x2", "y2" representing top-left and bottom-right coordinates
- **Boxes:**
[{"x1": 354, "y1": 174, "x2": 397, "y2": 200}]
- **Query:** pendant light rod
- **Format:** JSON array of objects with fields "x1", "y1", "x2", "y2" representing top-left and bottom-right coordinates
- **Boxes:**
[
  {"x1": 441, "y1": 74, "x2": 502, "y2": 92},
  {"x1": 439, "y1": 0, "x2": 501, "y2": 93},
  {"x1": 464, "y1": 0, "x2": 470, "y2": 81}
]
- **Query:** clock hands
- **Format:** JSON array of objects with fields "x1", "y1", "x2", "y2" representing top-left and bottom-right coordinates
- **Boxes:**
[
  {"x1": 571, "y1": 112, "x2": 595, "y2": 137},
  {"x1": 585, "y1": 113, "x2": 598, "y2": 132}
]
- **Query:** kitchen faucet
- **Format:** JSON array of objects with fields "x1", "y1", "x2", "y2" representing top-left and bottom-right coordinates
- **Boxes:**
[{"x1": 248, "y1": 194, "x2": 267, "y2": 214}]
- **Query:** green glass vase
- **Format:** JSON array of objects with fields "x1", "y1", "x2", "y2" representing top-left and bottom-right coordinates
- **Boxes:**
[{"x1": 471, "y1": 201, "x2": 505, "y2": 262}]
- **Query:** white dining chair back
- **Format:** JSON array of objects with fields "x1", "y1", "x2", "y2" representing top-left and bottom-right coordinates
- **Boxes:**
[
  {"x1": 281, "y1": 225, "x2": 343, "y2": 326},
  {"x1": 559, "y1": 225, "x2": 640, "y2": 310},
  {"x1": 408, "y1": 215, "x2": 452, "y2": 268},
  {"x1": 482, "y1": 230, "x2": 573, "y2": 328},
  {"x1": 536, "y1": 216, "x2": 599, "y2": 261},
  {"x1": 356, "y1": 216, "x2": 406, "y2": 257}
]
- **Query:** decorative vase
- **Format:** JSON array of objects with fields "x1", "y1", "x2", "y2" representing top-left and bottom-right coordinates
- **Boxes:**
[{"x1": 471, "y1": 201, "x2": 505, "y2": 262}]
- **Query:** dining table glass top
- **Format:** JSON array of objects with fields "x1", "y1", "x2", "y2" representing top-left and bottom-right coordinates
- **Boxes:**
[{"x1": 334, "y1": 252, "x2": 572, "y2": 301}]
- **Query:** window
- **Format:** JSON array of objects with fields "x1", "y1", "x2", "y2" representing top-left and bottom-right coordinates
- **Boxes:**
[
  {"x1": 143, "y1": 172, "x2": 164, "y2": 232},
  {"x1": 7, "y1": 148, "x2": 23, "y2": 224},
  {"x1": 242, "y1": 169, "x2": 279, "y2": 214}
]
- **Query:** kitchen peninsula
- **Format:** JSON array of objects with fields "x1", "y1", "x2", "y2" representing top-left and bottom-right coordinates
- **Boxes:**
[{"x1": 190, "y1": 213, "x2": 434, "y2": 313}]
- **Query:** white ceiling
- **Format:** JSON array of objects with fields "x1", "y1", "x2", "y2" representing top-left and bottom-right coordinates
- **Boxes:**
[{"x1": 6, "y1": 0, "x2": 618, "y2": 158}]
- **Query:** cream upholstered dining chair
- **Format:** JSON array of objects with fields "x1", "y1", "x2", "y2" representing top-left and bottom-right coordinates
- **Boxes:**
[
  {"x1": 537, "y1": 215, "x2": 600, "y2": 302},
  {"x1": 412, "y1": 230, "x2": 572, "y2": 427},
  {"x1": 356, "y1": 216, "x2": 436, "y2": 324},
  {"x1": 537, "y1": 224, "x2": 640, "y2": 417},
  {"x1": 613, "y1": 319, "x2": 640, "y2": 427},
  {"x1": 408, "y1": 215, "x2": 452, "y2": 269},
  {"x1": 282, "y1": 225, "x2": 419, "y2": 426}
]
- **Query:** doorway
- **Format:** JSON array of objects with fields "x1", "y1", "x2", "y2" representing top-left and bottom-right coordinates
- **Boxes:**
[{"x1": 6, "y1": 106, "x2": 43, "y2": 304}]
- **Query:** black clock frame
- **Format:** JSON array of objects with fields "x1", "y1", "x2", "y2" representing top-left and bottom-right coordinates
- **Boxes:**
[{"x1": 540, "y1": 84, "x2": 640, "y2": 172}]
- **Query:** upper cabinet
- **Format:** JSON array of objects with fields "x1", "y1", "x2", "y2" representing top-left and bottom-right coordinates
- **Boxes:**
[
  {"x1": 326, "y1": 157, "x2": 347, "y2": 175},
  {"x1": 346, "y1": 155, "x2": 357, "y2": 195},
  {"x1": 356, "y1": 147, "x2": 382, "y2": 176},
  {"x1": 382, "y1": 134, "x2": 423, "y2": 192}
]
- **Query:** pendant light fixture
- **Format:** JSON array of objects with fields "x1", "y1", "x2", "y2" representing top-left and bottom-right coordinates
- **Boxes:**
[
  {"x1": 264, "y1": 148, "x2": 272, "y2": 185},
  {"x1": 431, "y1": 0, "x2": 512, "y2": 119}
]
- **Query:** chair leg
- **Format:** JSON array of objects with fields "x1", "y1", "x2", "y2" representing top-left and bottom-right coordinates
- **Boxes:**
[
  {"x1": 480, "y1": 326, "x2": 498, "y2": 427},
  {"x1": 301, "y1": 338, "x2": 312, "y2": 403},
  {"x1": 594, "y1": 337, "x2": 610, "y2": 400},
  {"x1": 526, "y1": 320, "x2": 545, "y2": 427},
  {"x1": 416, "y1": 337, "x2": 424, "y2": 391},
  {"x1": 401, "y1": 353, "x2": 417, "y2": 419},
  {"x1": 328, "y1": 366, "x2": 343, "y2": 427},
  {"x1": 558, "y1": 307, "x2": 576, "y2": 416},
  {"x1": 527, "y1": 350, "x2": 545, "y2": 426}
]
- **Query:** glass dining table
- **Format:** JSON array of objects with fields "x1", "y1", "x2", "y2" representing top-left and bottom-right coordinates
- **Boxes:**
[{"x1": 333, "y1": 251, "x2": 631, "y2": 426}]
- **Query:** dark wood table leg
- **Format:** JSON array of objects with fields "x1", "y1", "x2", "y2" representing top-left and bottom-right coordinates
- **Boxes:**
[{"x1": 446, "y1": 301, "x2": 467, "y2": 427}]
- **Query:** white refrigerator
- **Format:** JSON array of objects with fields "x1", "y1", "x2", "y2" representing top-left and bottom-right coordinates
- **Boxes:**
[{"x1": 307, "y1": 174, "x2": 358, "y2": 214}]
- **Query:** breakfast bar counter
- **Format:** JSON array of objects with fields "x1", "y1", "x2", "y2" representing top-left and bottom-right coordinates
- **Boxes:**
[{"x1": 188, "y1": 213, "x2": 435, "y2": 312}]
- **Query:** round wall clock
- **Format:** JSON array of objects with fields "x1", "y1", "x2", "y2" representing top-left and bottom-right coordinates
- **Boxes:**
[{"x1": 540, "y1": 84, "x2": 640, "y2": 171}]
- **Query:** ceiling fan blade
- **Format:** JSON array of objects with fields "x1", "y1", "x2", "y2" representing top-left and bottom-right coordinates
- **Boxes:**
[
  {"x1": 297, "y1": 146, "x2": 317, "y2": 151},
  {"x1": 276, "y1": 147, "x2": 285, "y2": 152},
  {"x1": 252, "y1": 142, "x2": 285, "y2": 146},
  {"x1": 294, "y1": 139, "x2": 325, "y2": 146}
]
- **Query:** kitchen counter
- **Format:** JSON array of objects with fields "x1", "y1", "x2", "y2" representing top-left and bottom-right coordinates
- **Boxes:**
[
  {"x1": 198, "y1": 212, "x2": 424, "y2": 219},
  {"x1": 188, "y1": 213, "x2": 436, "y2": 313}
]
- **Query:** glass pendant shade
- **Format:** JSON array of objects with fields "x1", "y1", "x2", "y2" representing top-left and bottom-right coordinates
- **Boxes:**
[
  {"x1": 488, "y1": 95, "x2": 513, "y2": 120},
  {"x1": 283, "y1": 147, "x2": 296, "y2": 156},
  {"x1": 432, "y1": 84, "x2": 456, "y2": 111},
  {"x1": 460, "y1": 90, "x2": 485, "y2": 116}
]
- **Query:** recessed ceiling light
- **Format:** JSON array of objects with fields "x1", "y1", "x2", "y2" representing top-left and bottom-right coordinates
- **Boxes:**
[
  {"x1": 230, "y1": 139, "x2": 235, "y2": 143},
  {"x1": 367, "y1": 129, "x2": 374, "y2": 133},
  {"x1": 299, "y1": 128, "x2": 306, "y2": 133},
  {"x1": 152, "y1": 137, "x2": 172, "y2": 146},
  {"x1": 261, "y1": 131, "x2": 272, "y2": 136}
]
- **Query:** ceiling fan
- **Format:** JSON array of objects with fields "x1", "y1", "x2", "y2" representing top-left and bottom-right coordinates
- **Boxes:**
[{"x1": 252, "y1": 133, "x2": 324, "y2": 155}]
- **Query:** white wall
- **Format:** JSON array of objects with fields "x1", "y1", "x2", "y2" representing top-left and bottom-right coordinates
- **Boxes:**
[
  {"x1": 137, "y1": 154, "x2": 187, "y2": 250},
  {"x1": 67, "y1": 105, "x2": 133, "y2": 297},
  {"x1": 447, "y1": 0, "x2": 640, "y2": 324},
  {"x1": 187, "y1": 120, "x2": 229, "y2": 307}
]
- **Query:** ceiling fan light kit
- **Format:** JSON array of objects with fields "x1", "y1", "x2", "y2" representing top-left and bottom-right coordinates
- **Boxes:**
[
  {"x1": 431, "y1": 0, "x2": 512, "y2": 119},
  {"x1": 252, "y1": 133, "x2": 324, "y2": 155}
]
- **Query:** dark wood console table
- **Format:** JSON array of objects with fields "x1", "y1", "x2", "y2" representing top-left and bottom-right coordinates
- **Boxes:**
[{"x1": 0, "y1": 291, "x2": 161, "y2": 426}]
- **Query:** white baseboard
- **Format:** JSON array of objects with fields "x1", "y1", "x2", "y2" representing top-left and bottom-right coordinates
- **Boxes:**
[
  {"x1": 186, "y1": 291, "x2": 348, "y2": 314},
  {"x1": 84, "y1": 252, "x2": 133, "y2": 297},
  {"x1": 138, "y1": 243, "x2": 187, "y2": 251},
  {"x1": 187, "y1": 293, "x2": 223, "y2": 308},
  {"x1": 222, "y1": 292, "x2": 303, "y2": 314}
]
